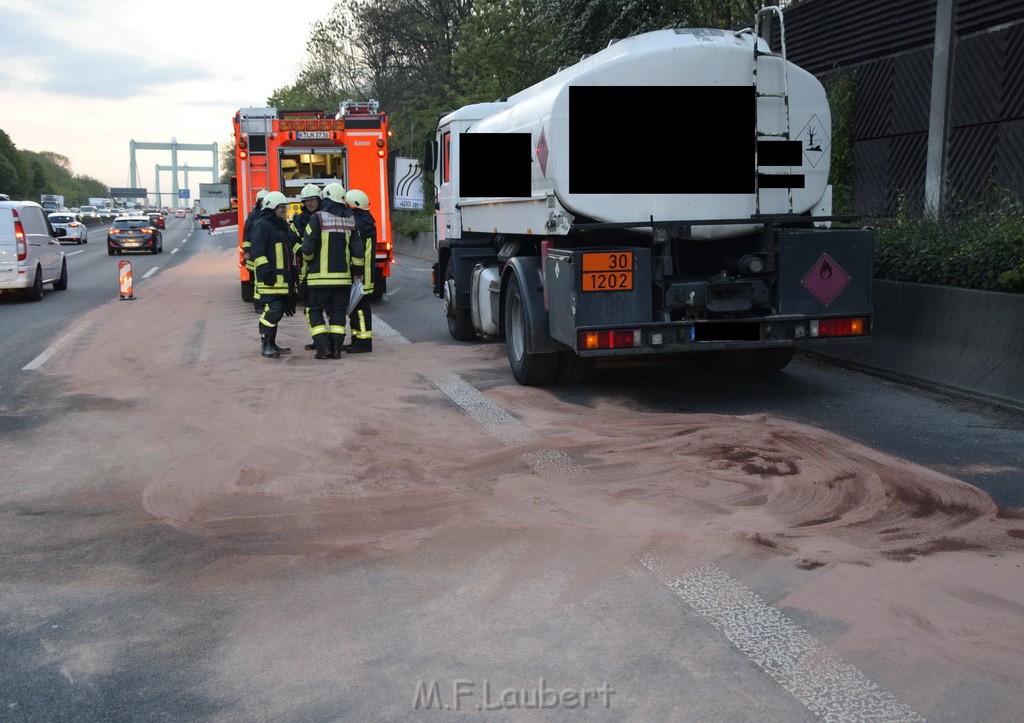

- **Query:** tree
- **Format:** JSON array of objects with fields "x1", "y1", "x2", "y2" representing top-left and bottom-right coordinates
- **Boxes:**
[
  {"x1": 0, "y1": 129, "x2": 29, "y2": 197},
  {"x1": 534, "y1": 0, "x2": 759, "y2": 66},
  {"x1": 450, "y1": 0, "x2": 559, "y2": 103},
  {"x1": 268, "y1": 5, "x2": 371, "y2": 112}
]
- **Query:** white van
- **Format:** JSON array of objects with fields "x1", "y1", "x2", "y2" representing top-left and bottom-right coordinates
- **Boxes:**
[{"x1": 0, "y1": 200, "x2": 68, "y2": 300}]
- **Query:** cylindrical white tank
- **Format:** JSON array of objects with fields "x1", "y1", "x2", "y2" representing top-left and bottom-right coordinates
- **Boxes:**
[{"x1": 469, "y1": 28, "x2": 831, "y2": 239}]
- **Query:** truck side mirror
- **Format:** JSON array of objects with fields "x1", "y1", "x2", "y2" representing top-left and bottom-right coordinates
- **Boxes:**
[{"x1": 424, "y1": 140, "x2": 438, "y2": 172}]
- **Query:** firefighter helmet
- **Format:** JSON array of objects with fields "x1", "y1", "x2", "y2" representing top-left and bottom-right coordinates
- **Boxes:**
[
  {"x1": 255, "y1": 189, "x2": 268, "y2": 201},
  {"x1": 345, "y1": 189, "x2": 370, "y2": 209},
  {"x1": 322, "y1": 183, "x2": 347, "y2": 202},
  {"x1": 300, "y1": 183, "x2": 322, "y2": 201},
  {"x1": 261, "y1": 191, "x2": 288, "y2": 210}
]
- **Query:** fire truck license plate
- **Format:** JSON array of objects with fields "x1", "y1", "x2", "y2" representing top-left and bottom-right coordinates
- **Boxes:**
[
  {"x1": 296, "y1": 131, "x2": 330, "y2": 140},
  {"x1": 581, "y1": 252, "x2": 633, "y2": 292}
]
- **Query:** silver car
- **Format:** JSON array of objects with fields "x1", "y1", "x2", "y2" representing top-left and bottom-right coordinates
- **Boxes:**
[
  {"x1": 0, "y1": 200, "x2": 68, "y2": 300},
  {"x1": 48, "y1": 212, "x2": 88, "y2": 244}
]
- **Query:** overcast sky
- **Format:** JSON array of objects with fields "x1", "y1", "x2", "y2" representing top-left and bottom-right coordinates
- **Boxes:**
[{"x1": 0, "y1": 0, "x2": 332, "y2": 204}]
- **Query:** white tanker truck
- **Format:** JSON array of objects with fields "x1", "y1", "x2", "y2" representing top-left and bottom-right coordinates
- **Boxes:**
[{"x1": 426, "y1": 8, "x2": 873, "y2": 385}]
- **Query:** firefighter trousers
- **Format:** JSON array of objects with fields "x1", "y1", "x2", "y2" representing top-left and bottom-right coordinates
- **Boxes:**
[
  {"x1": 305, "y1": 286, "x2": 350, "y2": 343},
  {"x1": 258, "y1": 297, "x2": 287, "y2": 335},
  {"x1": 349, "y1": 294, "x2": 373, "y2": 346}
]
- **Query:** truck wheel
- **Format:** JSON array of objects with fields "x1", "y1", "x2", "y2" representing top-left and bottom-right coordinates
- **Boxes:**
[
  {"x1": 241, "y1": 280, "x2": 254, "y2": 303},
  {"x1": 555, "y1": 351, "x2": 596, "y2": 383},
  {"x1": 444, "y1": 261, "x2": 475, "y2": 341},
  {"x1": 749, "y1": 347, "x2": 795, "y2": 373},
  {"x1": 504, "y1": 273, "x2": 558, "y2": 385}
]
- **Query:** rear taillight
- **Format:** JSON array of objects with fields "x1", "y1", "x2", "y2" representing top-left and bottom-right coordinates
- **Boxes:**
[
  {"x1": 13, "y1": 209, "x2": 26, "y2": 261},
  {"x1": 809, "y1": 318, "x2": 866, "y2": 337},
  {"x1": 579, "y1": 329, "x2": 641, "y2": 350}
]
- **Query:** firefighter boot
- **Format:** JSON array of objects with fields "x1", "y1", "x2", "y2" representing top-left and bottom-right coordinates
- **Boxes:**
[
  {"x1": 330, "y1": 334, "x2": 345, "y2": 359},
  {"x1": 261, "y1": 333, "x2": 280, "y2": 359},
  {"x1": 270, "y1": 328, "x2": 291, "y2": 354},
  {"x1": 313, "y1": 335, "x2": 331, "y2": 359},
  {"x1": 346, "y1": 338, "x2": 372, "y2": 354}
]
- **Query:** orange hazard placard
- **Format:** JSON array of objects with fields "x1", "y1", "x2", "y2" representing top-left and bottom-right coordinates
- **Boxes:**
[{"x1": 582, "y1": 251, "x2": 633, "y2": 292}]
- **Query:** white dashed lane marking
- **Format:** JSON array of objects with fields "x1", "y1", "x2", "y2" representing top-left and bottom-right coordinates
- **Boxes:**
[{"x1": 22, "y1": 322, "x2": 93, "y2": 371}]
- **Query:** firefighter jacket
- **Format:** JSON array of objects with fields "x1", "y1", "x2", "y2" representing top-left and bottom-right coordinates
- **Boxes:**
[
  {"x1": 250, "y1": 208, "x2": 296, "y2": 297},
  {"x1": 241, "y1": 202, "x2": 262, "y2": 273},
  {"x1": 350, "y1": 207, "x2": 377, "y2": 294},
  {"x1": 301, "y1": 198, "x2": 362, "y2": 288}
]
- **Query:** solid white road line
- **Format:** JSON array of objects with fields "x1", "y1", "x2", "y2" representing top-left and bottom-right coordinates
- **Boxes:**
[
  {"x1": 22, "y1": 322, "x2": 93, "y2": 371},
  {"x1": 65, "y1": 250, "x2": 85, "y2": 256}
]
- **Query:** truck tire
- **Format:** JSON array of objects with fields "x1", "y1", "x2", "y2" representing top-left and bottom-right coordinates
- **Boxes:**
[
  {"x1": 555, "y1": 351, "x2": 596, "y2": 383},
  {"x1": 505, "y1": 272, "x2": 558, "y2": 385},
  {"x1": 241, "y1": 280, "x2": 254, "y2": 303},
  {"x1": 444, "y1": 261, "x2": 475, "y2": 341}
]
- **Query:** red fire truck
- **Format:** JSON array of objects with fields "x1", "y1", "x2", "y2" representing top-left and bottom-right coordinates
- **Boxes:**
[{"x1": 233, "y1": 101, "x2": 394, "y2": 302}]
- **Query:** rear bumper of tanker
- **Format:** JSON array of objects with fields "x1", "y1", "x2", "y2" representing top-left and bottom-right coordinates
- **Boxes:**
[{"x1": 560, "y1": 314, "x2": 870, "y2": 358}]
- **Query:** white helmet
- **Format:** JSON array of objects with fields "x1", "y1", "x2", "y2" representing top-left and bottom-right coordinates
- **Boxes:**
[
  {"x1": 300, "y1": 183, "x2": 322, "y2": 201},
  {"x1": 345, "y1": 189, "x2": 370, "y2": 209},
  {"x1": 322, "y1": 183, "x2": 347, "y2": 202},
  {"x1": 261, "y1": 191, "x2": 288, "y2": 210}
]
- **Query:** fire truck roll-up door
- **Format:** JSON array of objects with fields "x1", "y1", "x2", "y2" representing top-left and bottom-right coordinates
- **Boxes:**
[{"x1": 279, "y1": 148, "x2": 346, "y2": 193}]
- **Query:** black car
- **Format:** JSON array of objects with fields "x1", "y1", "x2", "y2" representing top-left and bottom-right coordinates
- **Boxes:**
[
  {"x1": 147, "y1": 212, "x2": 165, "y2": 229},
  {"x1": 107, "y1": 216, "x2": 163, "y2": 255}
]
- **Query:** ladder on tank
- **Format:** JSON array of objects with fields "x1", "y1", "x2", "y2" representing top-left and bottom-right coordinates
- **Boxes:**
[{"x1": 751, "y1": 6, "x2": 793, "y2": 215}]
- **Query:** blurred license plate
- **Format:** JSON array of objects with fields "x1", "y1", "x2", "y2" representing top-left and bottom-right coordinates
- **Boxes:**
[{"x1": 581, "y1": 252, "x2": 633, "y2": 292}]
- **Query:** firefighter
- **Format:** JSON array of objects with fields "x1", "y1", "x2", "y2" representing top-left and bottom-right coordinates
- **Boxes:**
[
  {"x1": 343, "y1": 188, "x2": 376, "y2": 353},
  {"x1": 250, "y1": 191, "x2": 297, "y2": 358},
  {"x1": 301, "y1": 182, "x2": 358, "y2": 359},
  {"x1": 242, "y1": 189, "x2": 268, "y2": 313},
  {"x1": 292, "y1": 184, "x2": 322, "y2": 350}
]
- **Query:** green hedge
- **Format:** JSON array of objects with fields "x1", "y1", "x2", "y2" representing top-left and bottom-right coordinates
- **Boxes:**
[{"x1": 874, "y1": 202, "x2": 1024, "y2": 293}]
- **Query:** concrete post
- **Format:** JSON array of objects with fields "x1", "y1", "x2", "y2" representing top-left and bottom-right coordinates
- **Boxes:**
[
  {"x1": 924, "y1": 0, "x2": 956, "y2": 219},
  {"x1": 170, "y1": 139, "x2": 179, "y2": 207}
]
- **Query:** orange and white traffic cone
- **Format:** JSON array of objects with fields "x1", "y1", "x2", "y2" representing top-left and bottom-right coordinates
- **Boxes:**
[{"x1": 118, "y1": 259, "x2": 135, "y2": 300}]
